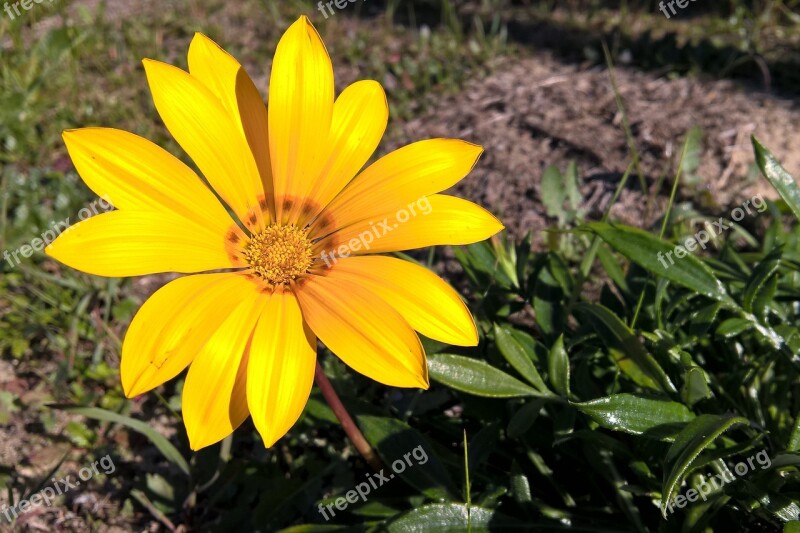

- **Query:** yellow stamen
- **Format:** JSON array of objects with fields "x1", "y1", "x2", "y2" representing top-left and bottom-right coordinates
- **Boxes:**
[{"x1": 243, "y1": 224, "x2": 313, "y2": 285}]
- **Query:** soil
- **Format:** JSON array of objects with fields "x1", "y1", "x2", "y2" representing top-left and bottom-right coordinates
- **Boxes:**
[{"x1": 396, "y1": 52, "x2": 800, "y2": 242}]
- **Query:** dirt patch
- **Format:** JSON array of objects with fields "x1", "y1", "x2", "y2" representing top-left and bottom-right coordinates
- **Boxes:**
[{"x1": 397, "y1": 51, "x2": 800, "y2": 241}]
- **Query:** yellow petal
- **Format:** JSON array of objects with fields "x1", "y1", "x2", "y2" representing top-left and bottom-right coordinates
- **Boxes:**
[
  {"x1": 62, "y1": 128, "x2": 234, "y2": 235},
  {"x1": 295, "y1": 80, "x2": 388, "y2": 226},
  {"x1": 268, "y1": 16, "x2": 334, "y2": 224},
  {"x1": 311, "y1": 139, "x2": 482, "y2": 235},
  {"x1": 295, "y1": 272, "x2": 428, "y2": 389},
  {"x1": 315, "y1": 194, "x2": 504, "y2": 256},
  {"x1": 45, "y1": 210, "x2": 234, "y2": 277},
  {"x1": 182, "y1": 289, "x2": 265, "y2": 450},
  {"x1": 325, "y1": 256, "x2": 478, "y2": 346},
  {"x1": 143, "y1": 58, "x2": 265, "y2": 231},
  {"x1": 122, "y1": 273, "x2": 258, "y2": 397},
  {"x1": 188, "y1": 33, "x2": 274, "y2": 218},
  {"x1": 247, "y1": 288, "x2": 316, "y2": 447}
]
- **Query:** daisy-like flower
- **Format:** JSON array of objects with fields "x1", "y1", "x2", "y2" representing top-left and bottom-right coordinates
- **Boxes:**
[{"x1": 46, "y1": 16, "x2": 503, "y2": 450}]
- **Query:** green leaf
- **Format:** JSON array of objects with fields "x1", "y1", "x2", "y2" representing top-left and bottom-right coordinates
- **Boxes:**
[
  {"x1": 681, "y1": 367, "x2": 712, "y2": 406},
  {"x1": 350, "y1": 501, "x2": 401, "y2": 518},
  {"x1": 467, "y1": 423, "x2": 500, "y2": 473},
  {"x1": 548, "y1": 335, "x2": 570, "y2": 397},
  {"x1": 386, "y1": 503, "x2": 500, "y2": 532},
  {"x1": 789, "y1": 416, "x2": 800, "y2": 452},
  {"x1": 585, "y1": 222, "x2": 737, "y2": 307},
  {"x1": 785, "y1": 522, "x2": 800, "y2": 533},
  {"x1": 541, "y1": 164, "x2": 566, "y2": 221},
  {"x1": 596, "y1": 244, "x2": 630, "y2": 294},
  {"x1": 50, "y1": 405, "x2": 189, "y2": 475},
  {"x1": 452, "y1": 241, "x2": 514, "y2": 289},
  {"x1": 574, "y1": 394, "x2": 694, "y2": 438},
  {"x1": 753, "y1": 136, "x2": 800, "y2": 223},
  {"x1": 357, "y1": 415, "x2": 456, "y2": 501},
  {"x1": 577, "y1": 303, "x2": 676, "y2": 393},
  {"x1": 510, "y1": 463, "x2": 533, "y2": 504},
  {"x1": 507, "y1": 399, "x2": 546, "y2": 438},
  {"x1": 532, "y1": 254, "x2": 570, "y2": 339},
  {"x1": 740, "y1": 481, "x2": 800, "y2": 522},
  {"x1": 493, "y1": 323, "x2": 550, "y2": 393},
  {"x1": 681, "y1": 126, "x2": 703, "y2": 175},
  {"x1": 689, "y1": 302, "x2": 723, "y2": 338},
  {"x1": 565, "y1": 160, "x2": 582, "y2": 215},
  {"x1": 742, "y1": 251, "x2": 780, "y2": 318},
  {"x1": 716, "y1": 318, "x2": 753, "y2": 338},
  {"x1": 661, "y1": 414, "x2": 749, "y2": 516},
  {"x1": 428, "y1": 353, "x2": 544, "y2": 398}
]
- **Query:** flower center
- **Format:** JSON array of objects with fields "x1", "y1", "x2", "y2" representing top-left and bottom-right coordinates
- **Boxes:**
[{"x1": 243, "y1": 224, "x2": 313, "y2": 285}]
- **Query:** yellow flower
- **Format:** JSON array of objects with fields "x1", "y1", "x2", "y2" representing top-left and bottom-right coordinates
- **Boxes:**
[{"x1": 46, "y1": 16, "x2": 503, "y2": 450}]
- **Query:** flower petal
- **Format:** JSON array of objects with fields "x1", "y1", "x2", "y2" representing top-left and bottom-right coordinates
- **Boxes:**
[
  {"x1": 187, "y1": 33, "x2": 274, "y2": 218},
  {"x1": 182, "y1": 288, "x2": 265, "y2": 450},
  {"x1": 294, "y1": 80, "x2": 388, "y2": 225},
  {"x1": 121, "y1": 273, "x2": 258, "y2": 397},
  {"x1": 314, "y1": 194, "x2": 504, "y2": 256},
  {"x1": 311, "y1": 139, "x2": 482, "y2": 236},
  {"x1": 247, "y1": 288, "x2": 316, "y2": 447},
  {"x1": 268, "y1": 16, "x2": 334, "y2": 224},
  {"x1": 324, "y1": 256, "x2": 478, "y2": 346},
  {"x1": 62, "y1": 128, "x2": 234, "y2": 235},
  {"x1": 45, "y1": 210, "x2": 236, "y2": 277},
  {"x1": 143, "y1": 58, "x2": 265, "y2": 231},
  {"x1": 295, "y1": 272, "x2": 428, "y2": 389}
]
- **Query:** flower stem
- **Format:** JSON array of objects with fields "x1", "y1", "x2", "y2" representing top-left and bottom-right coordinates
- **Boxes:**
[{"x1": 314, "y1": 361, "x2": 383, "y2": 472}]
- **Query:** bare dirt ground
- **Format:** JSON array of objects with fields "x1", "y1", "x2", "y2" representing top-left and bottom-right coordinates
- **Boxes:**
[{"x1": 399, "y1": 51, "x2": 800, "y2": 242}]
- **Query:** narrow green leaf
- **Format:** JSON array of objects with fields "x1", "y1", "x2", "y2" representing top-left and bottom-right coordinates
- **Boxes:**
[
  {"x1": 596, "y1": 244, "x2": 630, "y2": 294},
  {"x1": 565, "y1": 160, "x2": 582, "y2": 214},
  {"x1": 548, "y1": 335, "x2": 570, "y2": 397},
  {"x1": 50, "y1": 405, "x2": 189, "y2": 475},
  {"x1": 574, "y1": 394, "x2": 694, "y2": 438},
  {"x1": 532, "y1": 254, "x2": 570, "y2": 339},
  {"x1": 585, "y1": 222, "x2": 737, "y2": 307},
  {"x1": 507, "y1": 400, "x2": 546, "y2": 438},
  {"x1": 386, "y1": 503, "x2": 499, "y2": 532},
  {"x1": 681, "y1": 126, "x2": 703, "y2": 175},
  {"x1": 577, "y1": 303, "x2": 676, "y2": 393},
  {"x1": 357, "y1": 415, "x2": 456, "y2": 501},
  {"x1": 788, "y1": 415, "x2": 800, "y2": 452},
  {"x1": 541, "y1": 165, "x2": 566, "y2": 220},
  {"x1": 452, "y1": 241, "x2": 514, "y2": 289},
  {"x1": 742, "y1": 252, "x2": 780, "y2": 316},
  {"x1": 493, "y1": 323, "x2": 550, "y2": 393},
  {"x1": 740, "y1": 480, "x2": 800, "y2": 522},
  {"x1": 681, "y1": 367, "x2": 712, "y2": 406},
  {"x1": 428, "y1": 353, "x2": 543, "y2": 398},
  {"x1": 661, "y1": 414, "x2": 749, "y2": 517},
  {"x1": 349, "y1": 501, "x2": 401, "y2": 518},
  {"x1": 689, "y1": 302, "x2": 723, "y2": 338},
  {"x1": 510, "y1": 463, "x2": 533, "y2": 504},
  {"x1": 753, "y1": 136, "x2": 800, "y2": 222},
  {"x1": 716, "y1": 318, "x2": 752, "y2": 338},
  {"x1": 467, "y1": 424, "x2": 500, "y2": 473}
]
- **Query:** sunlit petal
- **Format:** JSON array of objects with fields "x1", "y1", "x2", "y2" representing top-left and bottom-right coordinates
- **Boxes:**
[{"x1": 247, "y1": 288, "x2": 316, "y2": 447}]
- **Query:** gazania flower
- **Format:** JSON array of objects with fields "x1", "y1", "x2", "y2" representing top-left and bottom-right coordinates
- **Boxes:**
[{"x1": 46, "y1": 16, "x2": 503, "y2": 450}]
